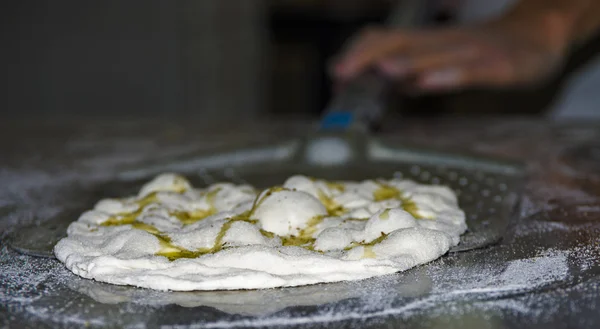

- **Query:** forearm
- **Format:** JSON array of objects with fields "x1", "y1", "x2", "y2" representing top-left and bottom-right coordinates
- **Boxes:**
[{"x1": 503, "y1": 0, "x2": 600, "y2": 50}]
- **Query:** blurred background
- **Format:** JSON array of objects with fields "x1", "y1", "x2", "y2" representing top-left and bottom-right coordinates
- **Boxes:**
[{"x1": 2, "y1": 0, "x2": 599, "y2": 121}]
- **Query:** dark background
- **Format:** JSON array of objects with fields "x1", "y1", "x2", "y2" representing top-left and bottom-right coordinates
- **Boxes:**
[{"x1": 2, "y1": 0, "x2": 599, "y2": 121}]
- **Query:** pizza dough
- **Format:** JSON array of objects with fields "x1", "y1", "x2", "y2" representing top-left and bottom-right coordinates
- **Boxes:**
[{"x1": 55, "y1": 173, "x2": 467, "y2": 291}]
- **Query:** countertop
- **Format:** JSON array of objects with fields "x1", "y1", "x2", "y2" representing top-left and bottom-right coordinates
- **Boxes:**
[{"x1": 1, "y1": 118, "x2": 599, "y2": 329}]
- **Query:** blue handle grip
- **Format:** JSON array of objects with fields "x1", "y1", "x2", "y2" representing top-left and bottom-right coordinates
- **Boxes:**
[{"x1": 319, "y1": 111, "x2": 355, "y2": 130}]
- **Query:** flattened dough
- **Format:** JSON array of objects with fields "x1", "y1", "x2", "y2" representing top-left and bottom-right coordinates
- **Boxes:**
[{"x1": 55, "y1": 173, "x2": 466, "y2": 291}]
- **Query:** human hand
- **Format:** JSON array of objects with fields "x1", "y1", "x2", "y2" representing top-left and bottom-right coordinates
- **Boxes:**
[{"x1": 331, "y1": 15, "x2": 570, "y2": 92}]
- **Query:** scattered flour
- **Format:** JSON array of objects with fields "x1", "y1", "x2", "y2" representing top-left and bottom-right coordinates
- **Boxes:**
[
  {"x1": 2, "y1": 243, "x2": 584, "y2": 328},
  {"x1": 2, "y1": 168, "x2": 598, "y2": 328},
  {"x1": 169, "y1": 250, "x2": 573, "y2": 329}
]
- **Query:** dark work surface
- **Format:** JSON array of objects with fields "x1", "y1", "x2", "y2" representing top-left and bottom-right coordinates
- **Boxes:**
[{"x1": 1, "y1": 118, "x2": 599, "y2": 329}]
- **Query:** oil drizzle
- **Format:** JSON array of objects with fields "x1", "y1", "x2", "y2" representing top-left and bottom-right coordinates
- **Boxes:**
[
  {"x1": 307, "y1": 178, "x2": 347, "y2": 216},
  {"x1": 317, "y1": 190, "x2": 347, "y2": 217},
  {"x1": 362, "y1": 246, "x2": 377, "y2": 259},
  {"x1": 344, "y1": 232, "x2": 389, "y2": 258},
  {"x1": 168, "y1": 187, "x2": 222, "y2": 225},
  {"x1": 99, "y1": 179, "x2": 418, "y2": 261},
  {"x1": 379, "y1": 208, "x2": 391, "y2": 220},
  {"x1": 100, "y1": 188, "x2": 225, "y2": 260},
  {"x1": 280, "y1": 215, "x2": 325, "y2": 250},
  {"x1": 156, "y1": 186, "x2": 288, "y2": 261},
  {"x1": 325, "y1": 181, "x2": 346, "y2": 192},
  {"x1": 373, "y1": 182, "x2": 426, "y2": 219},
  {"x1": 156, "y1": 217, "x2": 260, "y2": 261}
]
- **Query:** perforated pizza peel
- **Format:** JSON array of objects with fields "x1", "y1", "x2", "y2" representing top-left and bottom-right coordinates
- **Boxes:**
[{"x1": 6, "y1": 134, "x2": 525, "y2": 258}]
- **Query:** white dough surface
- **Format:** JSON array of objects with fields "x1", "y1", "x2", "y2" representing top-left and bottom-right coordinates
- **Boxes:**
[{"x1": 54, "y1": 173, "x2": 467, "y2": 291}]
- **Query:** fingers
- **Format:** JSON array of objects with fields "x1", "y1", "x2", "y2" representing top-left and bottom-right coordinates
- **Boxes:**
[
  {"x1": 333, "y1": 27, "x2": 470, "y2": 81},
  {"x1": 377, "y1": 45, "x2": 481, "y2": 78},
  {"x1": 418, "y1": 68, "x2": 463, "y2": 90},
  {"x1": 417, "y1": 58, "x2": 515, "y2": 91},
  {"x1": 331, "y1": 25, "x2": 551, "y2": 93},
  {"x1": 333, "y1": 27, "x2": 413, "y2": 79}
]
